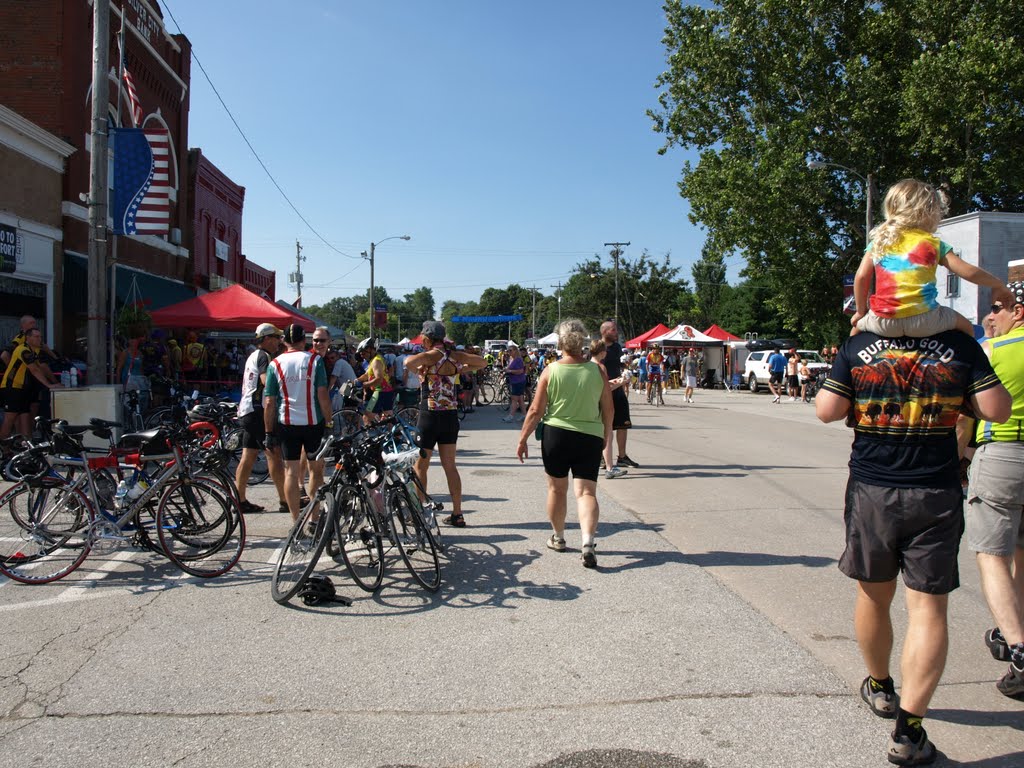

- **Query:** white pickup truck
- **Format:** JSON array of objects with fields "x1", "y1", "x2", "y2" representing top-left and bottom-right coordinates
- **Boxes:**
[{"x1": 743, "y1": 349, "x2": 829, "y2": 393}]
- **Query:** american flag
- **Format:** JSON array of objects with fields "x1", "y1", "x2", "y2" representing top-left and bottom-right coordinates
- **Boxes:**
[
  {"x1": 122, "y1": 59, "x2": 143, "y2": 126},
  {"x1": 111, "y1": 127, "x2": 171, "y2": 237}
]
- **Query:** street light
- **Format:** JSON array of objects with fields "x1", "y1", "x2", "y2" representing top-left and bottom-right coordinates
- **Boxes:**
[
  {"x1": 604, "y1": 241, "x2": 630, "y2": 329},
  {"x1": 365, "y1": 235, "x2": 411, "y2": 341},
  {"x1": 807, "y1": 160, "x2": 875, "y2": 247}
]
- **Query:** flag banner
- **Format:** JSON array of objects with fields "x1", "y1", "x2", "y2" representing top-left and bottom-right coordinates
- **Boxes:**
[
  {"x1": 111, "y1": 127, "x2": 171, "y2": 237},
  {"x1": 451, "y1": 314, "x2": 523, "y2": 323},
  {"x1": 123, "y1": 64, "x2": 143, "y2": 126}
]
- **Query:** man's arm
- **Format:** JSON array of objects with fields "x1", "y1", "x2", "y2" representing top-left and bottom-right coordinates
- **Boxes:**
[
  {"x1": 815, "y1": 389, "x2": 850, "y2": 423},
  {"x1": 970, "y1": 384, "x2": 1012, "y2": 425},
  {"x1": 263, "y1": 395, "x2": 278, "y2": 434},
  {"x1": 317, "y1": 386, "x2": 333, "y2": 425}
]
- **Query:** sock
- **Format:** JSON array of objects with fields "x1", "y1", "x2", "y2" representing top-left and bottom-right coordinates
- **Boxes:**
[
  {"x1": 894, "y1": 708, "x2": 925, "y2": 741},
  {"x1": 581, "y1": 534, "x2": 595, "y2": 547},
  {"x1": 552, "y1": 529, "x2": 564, "y2": 540},
  {"x1": 868, "y1": 675, "x2": 896, "y2": 695},
  {"x1": 1011, "y1": 642, "x2": 1024, "y2": 668}
]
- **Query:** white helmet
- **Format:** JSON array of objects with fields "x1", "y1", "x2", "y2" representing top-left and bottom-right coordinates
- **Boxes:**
[{"x1": 357, "y1": 337, "x2": 376, "y2": 353}]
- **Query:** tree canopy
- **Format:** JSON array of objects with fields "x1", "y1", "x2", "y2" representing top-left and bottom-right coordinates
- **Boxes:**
[{"x1": 650, "y1": 0, "x2": 1024, "y2": 345}]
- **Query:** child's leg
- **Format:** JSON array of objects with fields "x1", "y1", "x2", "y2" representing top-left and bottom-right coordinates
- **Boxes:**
[{"x1": 954, "y1": 312, "x2": 976, "y2": 337}]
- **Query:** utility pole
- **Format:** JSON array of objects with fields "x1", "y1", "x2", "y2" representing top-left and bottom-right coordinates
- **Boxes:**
[
  {"x1": 531, "y1": 284, "x2": 537, "y2": 339},
  {"x1": 290, "y1": 240, "x2": 304, "y2": 307},
  {"x1": 87, "y1": 0, "x2": 110, "y2": 382},
  {"x1": 550, "y1": 281, "x2": 563, "y2": 327},
  {"x1": 368, "y1": 242, "x2": 376, "y2": 342},
  {"x1": 604, "y1": 241, "x2": 630, "y2": 330}
]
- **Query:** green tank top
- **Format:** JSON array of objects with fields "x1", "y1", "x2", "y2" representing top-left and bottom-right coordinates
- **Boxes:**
[
  {"x1": 543, "y1": 361, "x2": 605, "y2": 440},
  {"x1": 976, "y1": 326, "x2": 1024, "y2": 443}
]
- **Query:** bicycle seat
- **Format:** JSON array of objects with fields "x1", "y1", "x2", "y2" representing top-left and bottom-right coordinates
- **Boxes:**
[
  {"x1": 56, "y1": 424, "x2": 91, "y2": 436},
  {"x1": 89, "y1": 417, "x2": 123, "y2": 429},
  {"x1": 119, "y1": 428, "x2": 168, "y2": 455}
]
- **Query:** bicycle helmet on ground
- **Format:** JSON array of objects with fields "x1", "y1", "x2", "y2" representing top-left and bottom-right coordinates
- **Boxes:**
[{"x1": 297, "y1": 575, "x2": 347, "y2": 606}]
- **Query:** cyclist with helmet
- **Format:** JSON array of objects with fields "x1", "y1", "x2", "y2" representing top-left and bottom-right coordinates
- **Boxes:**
[
  {"x1": 356, "y1": 337, "x2": 395, "y2": 425},
  {"x1": 405, "y1": 321, "x2": 486, "y2": 527},
  {"x1": 646, "y1": 343, "x2": 665, "y2": 403}
]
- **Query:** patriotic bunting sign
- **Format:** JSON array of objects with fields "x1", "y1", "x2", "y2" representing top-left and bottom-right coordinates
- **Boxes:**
[
  {"x1": 122, "y1": 61, "x2": 143, "y2": 126},
  {"x1": 111, "y1": 127, "x2": 171, "y2": 236}
]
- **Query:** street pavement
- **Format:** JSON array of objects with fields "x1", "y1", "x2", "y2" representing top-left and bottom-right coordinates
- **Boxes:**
[{"x1": 0, "y1": 387, "x2": 1021, "y2": 767}]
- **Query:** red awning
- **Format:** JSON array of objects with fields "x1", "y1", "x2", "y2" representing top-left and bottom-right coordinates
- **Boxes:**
[
  {"x1": 624, "y1": 323, "x2": 672, "y2": 349},
  {"x1": 150, "y1": 284, "x2": 314, "y2": 332},
  {"x1": 702, "y1": 324, "x2": 742, "y2": 341}
]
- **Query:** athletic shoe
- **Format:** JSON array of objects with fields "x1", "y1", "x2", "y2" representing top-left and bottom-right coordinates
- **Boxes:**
[
  {"x1": 616, "y1": 455, "x2": 640, "y2": 468},
  {"x1": 546, "y1": 534, "x2": 566, "y2": 552},
  {"x1": 985, "y1": 627, "x2": 1012, "y2": 662},
  {"x1": 789, "y1": 396, "x2": 797, "y2": 402},
  {"x1": 240, "y1": 500, "x2": 263, "y2": 515},
  {"x1": 996, "y1": 661, "x2": 1024, "y2": 701},
  {"x1": 860, "y1": 677, "x2": 899, "y2": 719},
  {"x1": 772, "y1": 395, "x2": 781, "y2": 403},
  {"x1": 605, "y1": 466, "x2": 627, "y2": 480},
  {"x1": 581, "y1": 543, "x2": 597, "y2": 569},
  {"x1": 278, "y1": 501, "x2": 289, "y2": 514},
  {"x1": 501, "y1": 416, "x2": 515, "y2": 423},
  {"x1": 887, "y1": 729, "x2": 936, "y2": 766}
]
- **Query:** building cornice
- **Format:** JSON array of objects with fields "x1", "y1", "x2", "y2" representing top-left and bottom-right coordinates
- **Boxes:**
[
  {"x1": 62, "y1": 201, "x2": 190, "y2": 258},
  {"x1": 0, "y1": 210, "x2": 64, "y2": 242},
  {"x1": 0, "y1": 105, "x2": 76, "y2": 173}
]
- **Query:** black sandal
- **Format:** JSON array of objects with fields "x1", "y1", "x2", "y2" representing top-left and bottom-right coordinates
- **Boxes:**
[{"x1": 444, "y1": 513, "x2": 466, "y2": 528}]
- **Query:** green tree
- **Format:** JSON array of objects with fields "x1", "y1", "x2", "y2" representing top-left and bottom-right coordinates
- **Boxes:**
[
  {"x1": 690, "y1": 247, "x2": 726, "y2": 329},
  {"x1": 651, "y1": 0, "x2": 1024, "y2": 346}
]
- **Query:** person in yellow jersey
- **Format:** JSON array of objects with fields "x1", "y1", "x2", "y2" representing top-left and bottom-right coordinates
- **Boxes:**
[
  {"x1": 1, "y1": 328, "x2": 60, "y2": 438},
  {"x1": 960, "y1": 280, "x2": 1024, "y2": 702}
]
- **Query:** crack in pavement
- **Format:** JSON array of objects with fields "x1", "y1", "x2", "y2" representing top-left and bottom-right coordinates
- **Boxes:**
[{"x1": 1, "y1": 688, "x2": 852, "y2": 722}]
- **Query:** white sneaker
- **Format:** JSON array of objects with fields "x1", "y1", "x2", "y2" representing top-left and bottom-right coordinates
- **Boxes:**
[
  {"x1": 789, "y1": 396, "x2": 796, "y2": 402},
  {"x1": 501, "y1": 416, "x2": 514, "y2": 423},
  {"x1": 605, "y1": 466, "x2": 627, "y2": 480},
  {"x1": 772, "y1": 395, "x2": 781, "y2": 403}
]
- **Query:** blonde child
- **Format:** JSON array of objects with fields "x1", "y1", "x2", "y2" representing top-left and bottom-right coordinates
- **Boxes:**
[{"x1": 852, "y1": 179, "x2": 1010, "y2": 337}]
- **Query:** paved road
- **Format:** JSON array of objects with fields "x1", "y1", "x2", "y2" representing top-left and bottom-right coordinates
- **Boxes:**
[{"x1": 0, "y1": 388, "x2": 1020, "y2": 767}]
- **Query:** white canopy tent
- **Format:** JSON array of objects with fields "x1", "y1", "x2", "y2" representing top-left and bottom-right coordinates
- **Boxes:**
[
  {"x1": 537, "y1": 331, "x2": 559, "y2": 347},
  {"x1": 647, "y1": 324, "x2": 727, "y2": 386}
]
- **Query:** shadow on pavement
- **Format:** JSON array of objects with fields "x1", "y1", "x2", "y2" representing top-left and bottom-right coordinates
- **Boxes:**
[
  {"x1": 928, "y1": 708, "x2": 1024, "y2": 732},
  {"x1": 680, "y1": 550, "x2": 836, "y2": 569},
  {"x1": 937, "y1": 753, "x2": 1024, "y2": 768}
]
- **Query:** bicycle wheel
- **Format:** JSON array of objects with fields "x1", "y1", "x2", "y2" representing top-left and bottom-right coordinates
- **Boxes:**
[
  {"x1": 334, "y1": 486, "x2": 384, "y2": 592},
  {"x1": 387, "y1": 483, "x2": 440, "y2": 592},
  {"x1": 477, "y1": 382, "x2": 495, "y2": 405},
  {"x1": 156, "y1": 477, "x2": 245, "y2": 578},
  {"x1": 270, "y1": 494, "x2": 333, "y2": 603},
  {"x1": 496, "y1": 384, "x2": 510, "y2": 410},
  {"x1": 331, "y1": 408, "x2": 362, "y2": 438},
  {"x1": 0, "y1": 481, "x2": 94, "y2": 584}
]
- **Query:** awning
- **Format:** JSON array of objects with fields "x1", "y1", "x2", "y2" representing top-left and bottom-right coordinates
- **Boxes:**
[{"x1": 63, "y1": 253, "x2": 195, "y2": 314}]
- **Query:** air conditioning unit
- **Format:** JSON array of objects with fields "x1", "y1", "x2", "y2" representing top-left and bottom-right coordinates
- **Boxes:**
[{"x1": 169, "y1": 227, "x2": 182, "y2": 245}]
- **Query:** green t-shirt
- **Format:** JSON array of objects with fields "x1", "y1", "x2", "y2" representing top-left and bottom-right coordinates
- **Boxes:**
[{"x1": 543, "y1": 361, "x2": 605, "y2": 440}]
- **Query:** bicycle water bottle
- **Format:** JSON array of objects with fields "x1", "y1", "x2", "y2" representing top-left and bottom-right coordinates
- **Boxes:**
[
  {"x1": 70, "y1": 367, "x2": 78, "y2": 387},
  {"x1": 127, "y1": 469, "x2": 149, "y2": 500},
  {"x1": 114, "y1": 479, "x2": 131, "y2": 510},
  {"x1": 60, "y1": 370, "x2": 70, "y2": 388}
]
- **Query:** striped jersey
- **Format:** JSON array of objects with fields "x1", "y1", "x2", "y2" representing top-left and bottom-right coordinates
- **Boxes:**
[{"x1": 264, "y1": 350, "x2": 328, "y2": 425}]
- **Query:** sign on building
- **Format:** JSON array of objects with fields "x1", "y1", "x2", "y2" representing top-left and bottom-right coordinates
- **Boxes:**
[{"x1": 0, "y1": 224, "x2": 17, "y2": 274}]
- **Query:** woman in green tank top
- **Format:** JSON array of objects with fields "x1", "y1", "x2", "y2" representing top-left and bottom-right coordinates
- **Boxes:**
[{"x1": 516, "y1": 319, "x2": 613, "y2": 569}]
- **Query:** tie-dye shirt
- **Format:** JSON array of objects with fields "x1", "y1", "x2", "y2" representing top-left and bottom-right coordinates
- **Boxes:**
[{"x1": 868, "y1": 230, "x2": 954, "y2": 319}]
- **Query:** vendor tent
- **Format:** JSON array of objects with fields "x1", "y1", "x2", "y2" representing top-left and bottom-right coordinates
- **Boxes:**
[
  {"x1": 537, "y1": 331, "x2": 559, "y2": 347},
  {"x1": 151, "y1": 284, "x2": 314, "y2": 332},
  {"x1": 703, "y1": 324, "x2": 742, "y2": 342},
  {"x1": 648, "y1": 324, "x2": 723, "y2": 346},
  {"x1": 624, "y1": 323, "x2": 672, "y2": 349}
]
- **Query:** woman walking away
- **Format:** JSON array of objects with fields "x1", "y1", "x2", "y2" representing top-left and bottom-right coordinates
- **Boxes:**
[
  {"x1": 405, "y1": 321, "x2": 486, "y2": 528},
  {"x1": 517, "y1": 319, "x2": 613, "y2": 568}
]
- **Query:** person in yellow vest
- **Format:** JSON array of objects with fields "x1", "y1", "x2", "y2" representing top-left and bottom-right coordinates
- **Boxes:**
[
  {"x1": 961, "y1": 280, "x2": 1024, "y2": 702},
  {"x1": 181, "y1": 332, "x2": 207, "y2": 389},
  {"x1": 0, "y1": 328, "x2": 60, "y2": 439}
]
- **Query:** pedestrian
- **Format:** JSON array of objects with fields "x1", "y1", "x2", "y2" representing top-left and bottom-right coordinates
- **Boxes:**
[
  {"x1": 0, "y1": 328, "x2": 60, "y2": 439},
  {"x1": 355, "y1": 337, "x2": 395, "y2": 425},
  {"x1": 181, "y1": 332, "x2": 207, "y2": 390},
  {"x1": 599, "y1": 320, "x2": 639, "y2": 469},
  {"x1": 235, "y1": 323, "x2": 287, "y2": 514},
  {"x1": 786, "y1": 348, "x2": 801, "y2": 402},
  {"x1": 816, "y1": 320, "x2": 1010, "y2": 764},
  {"x1": 960, "y1": 280, "x2": 1024, "y2": 702},
  {"x1": 517, "y1": 319, "x2": 613, "y2": 568},
  {"x1": 683, "y1": 348, "x2": 698, "y2": 404},
  {"x1": 767, "y1": 347, "x2": 786, "y2": 403},
  {"x1": 405, "y1": 321, "x2": 486, "y2": 527},
  {"x1": 262, "y1": 324, "x2": 333, "y2": 522},
  {"x1": 799, "y1": 357, "x2": 812, "y2": 403},
  {"x1": 501, "y1": 343, "x2": 528, "y2": 423},
  {"x1": 115, "y1": 332, "x2": 152, "y2": 414},
  {"x1": 590, "y1": 339, "x2": 627, "y2": 480},
  {"x1": 851, "y1": 178, "x2": 1010, "y2": 338}
]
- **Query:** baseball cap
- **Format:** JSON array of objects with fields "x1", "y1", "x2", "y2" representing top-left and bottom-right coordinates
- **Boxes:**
[
  {"x1": 421, "y1": 320, "x2": 446, "y2": 341},
  {"x1": 255, "y1": 323, "x2": 282, "y2": 339}
]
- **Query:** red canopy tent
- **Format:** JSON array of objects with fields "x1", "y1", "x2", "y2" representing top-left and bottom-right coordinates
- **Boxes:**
[
  {"x1": 703, "y1": 324, "x2": 742, "y2": 342},
  {"x1": 150, "y1": 284, "x2": 314, "y2": 332},
  {"x1": 624, "y1": 323, "x2": 672, "y2": 349}
]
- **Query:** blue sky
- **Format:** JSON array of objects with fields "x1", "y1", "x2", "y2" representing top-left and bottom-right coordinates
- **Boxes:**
[{"x1": 165, "y1": 1, "x2": 731, "y2": 312}]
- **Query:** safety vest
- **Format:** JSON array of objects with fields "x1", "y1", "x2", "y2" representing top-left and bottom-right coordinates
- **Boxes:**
[
  {"x1": 1, "y1": 343, "x2": 38, "y2": 389},
  {"x1": 977, "y1": 326, "x2": 1024, "y2": 443}
]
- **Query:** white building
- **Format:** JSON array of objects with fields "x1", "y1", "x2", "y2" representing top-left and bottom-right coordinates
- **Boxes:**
[{"x1": 936, "y1": 211, "x2": 1024, "y2": 325}]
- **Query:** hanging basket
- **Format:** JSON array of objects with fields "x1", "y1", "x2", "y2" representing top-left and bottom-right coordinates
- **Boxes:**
[{"x1": 116, "y1": 275, "x2": 152, "y2": 339}]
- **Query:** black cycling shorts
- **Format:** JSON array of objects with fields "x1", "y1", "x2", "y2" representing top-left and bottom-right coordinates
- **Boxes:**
[
  {"x1": 240, "y1": 409, "x2": 266, "y2": 450},
  {"x1": 278, "y1": 422, "x2": 325, "y2": 462},
  {"x1": 417, "y1": 409, "x2": 459, "y2": 451},
  {"x1": 3, "y1": 387, "x2": 33, "y2": 414},
  {"x1": 612, "y1": 389, "x2": 631, "y2": 429},
  {"x1": 541, "y1": 423, "x2": 603, "y2": 482}
]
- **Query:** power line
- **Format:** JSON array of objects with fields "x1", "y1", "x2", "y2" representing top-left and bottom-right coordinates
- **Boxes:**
[{"x1": 158, "y1": 1, "x2": 360, "y2": 262}]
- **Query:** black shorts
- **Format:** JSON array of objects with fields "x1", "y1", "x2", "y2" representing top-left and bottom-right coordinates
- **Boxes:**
[
  {"x1": 838, "y1": 477, "x2": 963, "y2": 594},
  {"x1": 3, "y1": 387, "x2": 33, "y2": 414},
  {"x1": 769, "y1": 371, "x2": 784, "y2": 384},
  {"x1": 612, "y1": 389, "x2": 631, "y2": 430},
  {"x1": 541, "y1": 423, "x2": 603, "y2": 482},
  {"x1": 240, "y1": 409, "x2": 266, "y2": 450},
  {"x1": 278, "y1": 422, "x2": 325, "y2": 462},
  {"x1": 787, "y1": 374, "x2": 800, "y2": 388},
  {"x1": 417, "y1": 409, "x2": 459, "y2": 451},
  {"x1": 368, "y1": 389, "x2": 396, "y2": 414}
]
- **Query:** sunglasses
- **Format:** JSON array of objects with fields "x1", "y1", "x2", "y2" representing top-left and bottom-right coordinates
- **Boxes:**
[
  {"x1": 312, "y1": 338, "x2": 329, "y2": 343},
  {"x1": 990, "y1": 304, "x2": 1007, "y2": 314}
]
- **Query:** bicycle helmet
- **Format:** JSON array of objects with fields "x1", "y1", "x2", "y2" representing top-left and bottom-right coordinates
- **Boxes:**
[
  {"x1": 188, "y1": 402, "x2": 221, "y2": 423},
  {"x1": 356, "y1": 337, "x2": 376, "y2": 353},
  {"x1": 297, "y1": 574, "x2": 337, "y2": 606}
]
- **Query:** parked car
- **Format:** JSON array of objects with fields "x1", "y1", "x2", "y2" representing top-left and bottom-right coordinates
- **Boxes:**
[{"x1": 744, "y1": 349, "x2": 829, "y2": 393}]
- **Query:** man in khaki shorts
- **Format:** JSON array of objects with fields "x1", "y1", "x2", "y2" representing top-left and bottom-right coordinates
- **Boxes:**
[{"x1": 962, "y1": 280, "x2": 1024, "y2": 701}]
